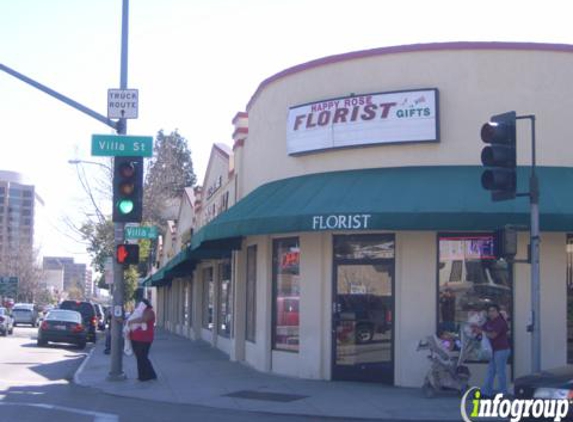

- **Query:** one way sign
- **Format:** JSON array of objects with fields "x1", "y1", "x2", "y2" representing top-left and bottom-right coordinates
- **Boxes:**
[{"x1": 108, "y1": 89, "x2": 139, "y2": 119}]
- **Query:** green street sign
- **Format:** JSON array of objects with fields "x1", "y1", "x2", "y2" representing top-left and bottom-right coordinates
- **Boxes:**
[
  {"x1": 125, "y1": 226, "x2": 158, "y2": 239},
  {"x1": 0, "y1": 276, "x2": 18, "y2": 297},
  {"x1": 91, "y1": 134, "x2": 153, "y2": 157}
]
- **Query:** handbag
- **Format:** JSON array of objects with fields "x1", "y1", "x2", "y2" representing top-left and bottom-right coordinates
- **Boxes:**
[{"x1": 480, "y1": 334, "x2": 493, "y2": 361}]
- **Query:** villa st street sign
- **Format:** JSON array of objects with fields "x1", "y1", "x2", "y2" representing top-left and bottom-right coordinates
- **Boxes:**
[
  {"x1": 91, "y1": 134, "x2": 153, "y2": 157},
  {"x1": 125, "y1": 226, "x2": 158, "y2": 239}
]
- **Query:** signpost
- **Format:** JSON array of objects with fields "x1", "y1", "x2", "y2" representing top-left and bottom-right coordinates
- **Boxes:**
[
  {"x1": 92, "y1": 134, "x2": 153, "y2": 157},
  {"x1": 108, "y1": 88, "x2": 138, "y2": 119},
  {"x1": 125, "y1": 225, "x2": 158, "y2": 239},
  {"x1": 0, "y1": 277, "x2": 18, "y2": 298}
]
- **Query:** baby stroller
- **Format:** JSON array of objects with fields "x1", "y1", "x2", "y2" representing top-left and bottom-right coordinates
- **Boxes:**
[{"x1": 417, "y1": 325, "x2": 474, "y2": 398}]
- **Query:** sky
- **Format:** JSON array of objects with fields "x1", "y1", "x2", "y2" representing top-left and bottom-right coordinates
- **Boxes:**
[{"x1": 1, "y1": 0, "x2": 572, "y2": 267}]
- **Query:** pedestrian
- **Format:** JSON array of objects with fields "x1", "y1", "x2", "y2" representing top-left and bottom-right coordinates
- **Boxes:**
[
  {"x1": 127, "y1": 297, "x2": 157, "y2": 381},
  {"x1": 478, "y1": 303, "x2": 511, "y2": 397}
]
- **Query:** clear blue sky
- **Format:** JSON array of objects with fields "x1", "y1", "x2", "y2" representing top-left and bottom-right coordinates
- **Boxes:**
[{"x1": 1, "y1": 0, "x2": 571, "y2": 264}]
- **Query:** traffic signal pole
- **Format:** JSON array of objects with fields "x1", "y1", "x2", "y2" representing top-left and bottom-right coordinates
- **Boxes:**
[
  {"x1": 108, "y1": 0, "x2": 129, "y2": 381},
  {"x1": 518, "y1": 115, "x2": 541, "y2": 373}
]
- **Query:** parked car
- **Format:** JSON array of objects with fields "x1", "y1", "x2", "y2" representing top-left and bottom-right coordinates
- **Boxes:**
[
  {"x1": 93, "y1": 303, "x2": 106, "y2": 331},
  {"x1": 58, "y1": 300, "x2": 98, "y2": 343},
  {"x1": 12, "y1": 303, "x2": 40, "y2": 327},
  {"x1": 0, "y1": 307, "x2": 14, "y2": 336},
  {"x1": 37, "y1": 309, "x2": 87, "y2": 349}
]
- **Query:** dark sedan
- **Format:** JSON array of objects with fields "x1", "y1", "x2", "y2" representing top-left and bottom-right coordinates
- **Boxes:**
[{"x1": 37, "y1": 309, "x2": 87, "y2": 349}]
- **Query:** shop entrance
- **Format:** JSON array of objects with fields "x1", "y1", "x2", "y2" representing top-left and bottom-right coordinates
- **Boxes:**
[{"x1": 332, "y1": 234, "x2": 395, "y2": 384}]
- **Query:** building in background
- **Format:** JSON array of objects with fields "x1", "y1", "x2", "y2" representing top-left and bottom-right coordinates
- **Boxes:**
[
  {"x1": 41, "y1": 267, "x2": 64, "y2": 301},
  {"x1": 0, "y1": 170, "x2": 44, "y2": 270},
  {"x1": 42, "y1": 257, "x2": 87, "y2": 297}
]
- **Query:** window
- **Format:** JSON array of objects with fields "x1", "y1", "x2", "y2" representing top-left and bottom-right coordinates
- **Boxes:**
[
  {"x1": 218, "y1": 260, "x2": 232, "y2": 337},
  {"x1": 567, "y1": 235, "x2": 573, "y2": 363},
  {"x1": 22, "y1": 190, "x2": 32, "y2": 198},
  {"x1": 273, "y1": 238, "x2": 300, "y2": 352},
  {"x1": 202, "y1": 268, "x2": 214, "y2": 330},
  {"x1": 438, "y1": 234, "x2": 513, "y2": 362}
]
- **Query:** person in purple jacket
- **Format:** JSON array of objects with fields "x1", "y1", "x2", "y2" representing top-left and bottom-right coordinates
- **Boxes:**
[{"x1": 478, "y1": 303, "x2": 511, "y2": 397}]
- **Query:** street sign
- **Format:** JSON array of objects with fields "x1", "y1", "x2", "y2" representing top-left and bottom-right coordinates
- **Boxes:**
[
  {"x1": 0, "y1": 276, "x2": 18, "y2": 298},
  {"x1": 91, "y1": 134, "x2": 153, "y2": 157},
  {"x1": 125, "y1": 225, "x2": 158, "y2": 239},
  {"x1": 108, "y1": 89, "x2": 139, "y2": 119}
]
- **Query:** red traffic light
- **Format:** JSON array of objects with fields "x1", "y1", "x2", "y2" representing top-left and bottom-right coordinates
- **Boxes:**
[{"x1": 116, "y1": 244, "x2": 140, "y2": 265}]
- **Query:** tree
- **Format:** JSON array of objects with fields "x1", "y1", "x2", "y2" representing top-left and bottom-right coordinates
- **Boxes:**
[
  {"x1": 79, "y1": 219, "x2": 114, "y2": 287},
  {"x1": 144, "y1": 129, "x2": 196, "y2": 228},
  {"x1": 0, "y1": 244, "x2": 43, "y2": 303}
]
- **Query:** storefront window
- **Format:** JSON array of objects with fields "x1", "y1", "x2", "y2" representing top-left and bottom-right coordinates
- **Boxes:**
[
  {"x1": 272, "y1": 238, "x2": 300, "y2": 352},
  {"x1": 438, "y1": 234, "x2": 513, "y2": 362},
  {"x1": 567, "y1": 235, "x2": 573, "y2": 363},
  {"x1": 202, "y1": 268, "x2": 214, "y2": 330},
  {"x1": 246, "y1": 245, "x2": 257, "y2": 343},
  {"x1": 218, "y1": 260, "x2": 232, "y2": 337}
]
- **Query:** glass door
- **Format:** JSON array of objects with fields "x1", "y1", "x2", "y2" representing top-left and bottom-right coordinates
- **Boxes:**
[{"x1": 332, "y1": 235, "x2": 395, "y2": 383}]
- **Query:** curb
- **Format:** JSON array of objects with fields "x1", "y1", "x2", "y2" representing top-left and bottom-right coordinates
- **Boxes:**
[{"x1": 73, "y1": 346, "x2": 95, "y2": 387}]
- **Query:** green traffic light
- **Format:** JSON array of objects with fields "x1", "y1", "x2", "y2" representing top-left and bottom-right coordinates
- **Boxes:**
[{"x1": 118, "y1": 199, "x2": 134, "y2": 215}]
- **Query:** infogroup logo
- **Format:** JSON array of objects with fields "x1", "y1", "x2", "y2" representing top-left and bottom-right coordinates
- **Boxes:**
[{"x1": 461, "y1": 387, "x2": 570, "y2": 422}]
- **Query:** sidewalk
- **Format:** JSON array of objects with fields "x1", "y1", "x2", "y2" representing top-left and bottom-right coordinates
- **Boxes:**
[{"x1": 74, "y1": 329, "x2": 463, "y2": 421}]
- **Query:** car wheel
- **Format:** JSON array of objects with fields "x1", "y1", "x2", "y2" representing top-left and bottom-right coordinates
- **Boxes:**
[
  {"x1": 8, "y1": 327, "x2": 13, "y2": 335},
  {"x1": 77, "y1": 342, "x2": 86, "y2": 350},
  {"x1": 13, "y1": 323, "x2": 17, "y2": 327},
  {"x1": 0, "y1": 330, "x2": 6, "y2": 337},
  {"x1": 355, "y1": 324, "x2": 374, "y2": 344},
  {"x1": 37, "y1": 339, "x2": 47, "y2": 347}
]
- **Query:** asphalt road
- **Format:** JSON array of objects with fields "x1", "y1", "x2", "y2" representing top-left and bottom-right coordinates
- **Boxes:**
[{"x1": 0, "y1": 326, "x2": 384, "y2": 422}]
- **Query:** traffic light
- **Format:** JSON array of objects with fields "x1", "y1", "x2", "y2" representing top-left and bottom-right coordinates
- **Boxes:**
[
  {"x1": 480, "y1": 111, "x2": 517, "y2": 201},
  {"x1": 494, "y1": 226, "x2": 518, "y2": 260},
  {"x1": 116, "y1": 244, "x2": 140, "y2": 265},
  {"x1": 113, "y1": 156, "x2": 143, "y2": 222}
]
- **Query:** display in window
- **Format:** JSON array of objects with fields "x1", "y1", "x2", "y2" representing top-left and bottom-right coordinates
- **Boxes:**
[{"x1": 438, "y1": 234, "x2": 512, "y2": 362}]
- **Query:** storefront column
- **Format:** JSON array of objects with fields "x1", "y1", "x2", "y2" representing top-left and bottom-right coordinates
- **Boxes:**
[
  {"x1": 192, "y1": 267, "x2": 203, "y2": 340},
  {"x1": 232, "y1": 248, "x2": 246, "y2": 362},
  {"x1": 394, "y1": 232, "x2": 436, "y2": 387},
  {"x1": 212, "y1": 262, "x2": 220, "y2": 347}
]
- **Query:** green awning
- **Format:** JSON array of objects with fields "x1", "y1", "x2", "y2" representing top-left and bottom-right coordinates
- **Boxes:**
[{"x1": 190, "y1": 166, "x2": 573, "y2": 246}]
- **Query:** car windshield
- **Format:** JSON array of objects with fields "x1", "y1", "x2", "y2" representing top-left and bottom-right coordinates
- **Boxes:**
[{"x1": 46, "y1": 310, "x2": 81, "y2": 323}]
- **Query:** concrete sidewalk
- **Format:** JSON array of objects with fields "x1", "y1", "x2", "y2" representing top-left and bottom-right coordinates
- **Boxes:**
[{"x1": 74, "y1": 329, "x2": 463, "y2": 421}]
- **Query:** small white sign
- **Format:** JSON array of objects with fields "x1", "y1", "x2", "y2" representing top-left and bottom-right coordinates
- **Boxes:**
[
  {"x1": 104, "y1": 257, "x2": 114, "y2": 285},
  {"x1": 287, "y1": 88, "x2": 438, "y2": 155},
  {"x1": 108, "y1": 89, "x2": 139, "y2": 119},
  {"x1": 114, "y1": 305, "x2": 123, "y2": 318}
]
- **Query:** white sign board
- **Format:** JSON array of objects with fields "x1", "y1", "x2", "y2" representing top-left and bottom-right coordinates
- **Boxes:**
[
  {"x1": 286, "y1": 88, "x2": 439, "y2": 155},
  {"x1": 104, "y1": 257, "x2": 114, "y2": 285},
  {"x1": 108, "y1": 89, "x2": 139, "y2": 119}
]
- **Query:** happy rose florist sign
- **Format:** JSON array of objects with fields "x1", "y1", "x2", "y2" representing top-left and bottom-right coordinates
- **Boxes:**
[{"x1": 286, "y1": 88, "x2": 439, "y2": 155}]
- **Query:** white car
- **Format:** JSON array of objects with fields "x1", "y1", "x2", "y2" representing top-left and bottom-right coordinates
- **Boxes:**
[{"x1": 0, "y1": 307, "x2": 14, "y2": 336}]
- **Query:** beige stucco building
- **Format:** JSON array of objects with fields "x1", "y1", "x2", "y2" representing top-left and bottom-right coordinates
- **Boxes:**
[{"x1": 146, "y1": 42, "x2": 573, "y2": 388}]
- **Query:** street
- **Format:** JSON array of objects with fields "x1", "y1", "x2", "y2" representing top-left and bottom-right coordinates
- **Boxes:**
[{"x1": 0, "y1": 328, "x2": 384, "y2": 422}]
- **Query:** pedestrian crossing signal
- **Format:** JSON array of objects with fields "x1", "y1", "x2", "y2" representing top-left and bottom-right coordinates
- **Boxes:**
[{"x1": 116, "y1": 244, "x2": 139, "y2": 265}]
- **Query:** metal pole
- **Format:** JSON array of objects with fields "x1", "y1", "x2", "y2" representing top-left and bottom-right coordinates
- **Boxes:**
[
  {"x1": 529, "y1": 116, "x2": 541, "y2": 373},
  {"x1": 108, "y1": 0, "x2": 129, "y2": 381}
]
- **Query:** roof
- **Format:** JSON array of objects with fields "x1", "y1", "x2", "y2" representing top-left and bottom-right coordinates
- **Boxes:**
[{"x1": 247, "y1": 42, "x2": 573, "y2": 110}]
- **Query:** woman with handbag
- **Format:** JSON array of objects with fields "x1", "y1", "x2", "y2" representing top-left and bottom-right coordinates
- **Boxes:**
[
  {"x1": 128, "y1": 298, "x2": 157, "y2": 381},
  {"x1": 477, "y1": 304, "x2": 511, "y2": 397}
]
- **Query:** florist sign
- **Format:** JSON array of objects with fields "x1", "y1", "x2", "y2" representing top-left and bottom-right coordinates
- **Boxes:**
[{"x1": 286, "y1": 88, "x2": 439, "y2": 155}]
